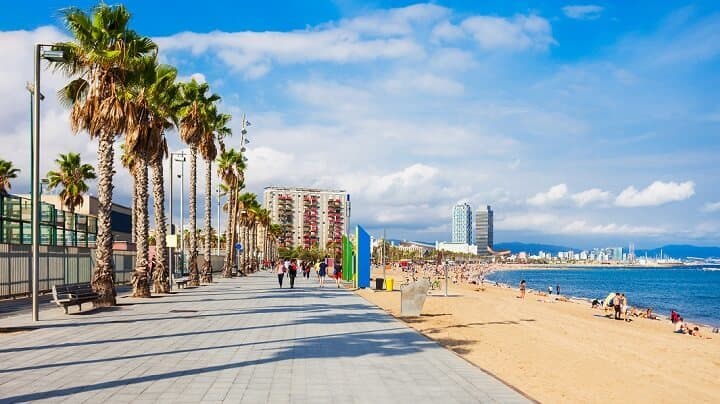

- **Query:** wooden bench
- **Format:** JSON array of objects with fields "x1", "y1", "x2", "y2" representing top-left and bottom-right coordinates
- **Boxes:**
[
  {"x1": 175, "y1": 278, "x2": 189, "y2": 288},
  {"x1": 52, "y1": 282, "x2": 99, "y2": 314}
]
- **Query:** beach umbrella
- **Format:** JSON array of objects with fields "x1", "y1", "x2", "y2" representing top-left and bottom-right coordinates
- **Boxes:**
[{"x1": 603, "y1": 293, "x2": 615, "y2": 307}]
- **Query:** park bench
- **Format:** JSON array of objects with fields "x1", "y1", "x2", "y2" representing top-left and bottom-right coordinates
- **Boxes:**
[
  {"x1": 174, "y1": 278, "x2": 189, "y2": 288},
  {"x1": 52, "y1": 282, "x2": 98, "y2": 314}
]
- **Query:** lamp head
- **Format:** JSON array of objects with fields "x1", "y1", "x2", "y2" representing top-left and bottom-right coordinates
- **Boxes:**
[{"x1": 40, "y1": 49, "x2": 67, "y2": 62}]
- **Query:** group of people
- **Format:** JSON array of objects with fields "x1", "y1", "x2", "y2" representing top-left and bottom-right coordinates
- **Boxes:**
[
  {"x1": 671, "y1": 310, "x2": 712, "y2": 338},
  {"x1": 274, "y1": 258, "x2": 343, "y2": 289}
]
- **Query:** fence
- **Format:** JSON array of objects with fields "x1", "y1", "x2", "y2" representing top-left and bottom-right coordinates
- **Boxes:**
[{"x1": 0, "y1": 243, "x2": 226, "y2": 299}]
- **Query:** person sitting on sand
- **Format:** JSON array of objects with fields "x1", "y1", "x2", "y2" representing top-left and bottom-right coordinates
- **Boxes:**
[
  {"x1": 592, "y1": 299, "x2": 601, "y2": 308},
  {"x1": 646, "y1": 308, "x2": 658, "y2": 320},
  {"x1": 691, "y1": 327, "x2": 712, "y2": 338},
  {"x1": 675, "y1": 317, "x2": 686, "y2": 333}
]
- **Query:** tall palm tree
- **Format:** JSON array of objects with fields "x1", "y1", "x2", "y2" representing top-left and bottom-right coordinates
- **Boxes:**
[
  {"x1": 217, "y1": 149, "x2": 245, "y2": 277},
  {"x1": 146, "y1": 65, "x2": 182, "y2": 294},
  {"x1": 125, "y1": 58, "x2": 181, "y2": 297},
  {"x1": 178, "y1": 79, "x2": 219, "y2": 287},
  {"x1": 237, "y1": 193, "x2": 259, "y2": 274},
  {"x1": 53, "y1": 4, "x2": 156, "y2": 306},
  {"x1": 0, "y1": 159, "x2": 20, "y2": 196},
  {"x1": 198, "y1": 107, "x2": 231, "y2": 283},
  {"x1": 45, "y1": 152, "x2": 96, "y2": 214}
]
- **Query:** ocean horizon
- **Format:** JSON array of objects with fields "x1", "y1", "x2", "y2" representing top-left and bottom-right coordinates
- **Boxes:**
[{"x1": 486, "y1": 266, "x2": 720, "y2": 327}]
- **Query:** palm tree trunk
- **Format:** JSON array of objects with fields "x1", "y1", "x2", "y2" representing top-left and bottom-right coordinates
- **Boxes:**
[
  {"x1": 188, "y1": 147, "x2": 200, "y2": 286},
  {"x1": 92, "y1": 132, "x2": 117, "y2": 306},
  {"x1": 130, "y1": 176, "x2": 136, "y2": 243},
  {"x1": 132, "y1": 158, "x2": 151, "y2": 297},
  {"x1": 151, "y1": 158, "x2": 169, "y2": 293},
  {"x1": 222, "y1": 181, "x2": 238, "y2": 277},
  {"x1": 201, "y1": 158, "x2": 213, "y2": 283}
]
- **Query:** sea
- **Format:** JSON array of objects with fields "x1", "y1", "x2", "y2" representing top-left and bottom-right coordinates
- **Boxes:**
[{"x1": 485, "y1": 266, "x2": 720, "y2": 327}]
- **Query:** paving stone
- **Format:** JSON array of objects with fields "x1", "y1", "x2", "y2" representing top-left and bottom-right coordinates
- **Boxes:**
[{"x1": 0, "y1": 271, "x2": 529, "y2": 403}]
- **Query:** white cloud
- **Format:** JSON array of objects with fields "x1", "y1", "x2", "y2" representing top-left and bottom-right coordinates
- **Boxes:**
[
  {"x1": 615, "y1": 181, "x2": 695, "y2": 207},
  {"x1": 527, "y1": 184, "x2": 568, "y2": 206},
  {"x1": 177, "y1": 72, "x2": 206, "y2": 83},
  {"x1": 431, "y1": 21, "x2": 465, "y2": 42},
  {"x1": 460, "y1": 14, "x2": 555, "y2": 51},
  {"x1": 703, "y1": 201, "x2": 720, "y2": 212},
  {"x1": 496, "y1": 213, "x2": 557, "y2": 230},
  {"x1": 562, "y1": 5, "x2": 604, "y2": 20},
  {"x1": 561, "y1": 221, "x2": 665, "y2": 235},
  {"x1": 571, "y1": 188, "x2": 611, "y2": 206},
  {"x1": 380, "y1": 72, "x2": 464, "y2": 96}
]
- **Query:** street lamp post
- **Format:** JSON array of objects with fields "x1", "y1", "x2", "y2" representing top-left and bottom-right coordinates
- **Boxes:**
[
  {"x1": 30, "y1": 44, "x2": 65, "y2": 322},
  {"x1": 216, "y1": 186, "x2": 221, "y2": 257}
]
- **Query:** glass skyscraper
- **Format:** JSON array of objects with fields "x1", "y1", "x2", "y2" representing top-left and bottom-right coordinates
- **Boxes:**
[
  {"x1": 475, "y1": 205, "x2": 493, "y2": 254},
  {"x1": 451, "y1": 202, "x2": 472, "y2": 244}
]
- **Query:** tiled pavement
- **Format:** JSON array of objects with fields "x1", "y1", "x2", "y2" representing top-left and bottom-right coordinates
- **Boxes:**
[{"x1": 0, "y1": 271, "x2": 529, "y2": 403}]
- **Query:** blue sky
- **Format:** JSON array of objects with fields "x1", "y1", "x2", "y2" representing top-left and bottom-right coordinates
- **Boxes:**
[{"x1": 1, "y1": 1, "x2": 719, "y2": 248}]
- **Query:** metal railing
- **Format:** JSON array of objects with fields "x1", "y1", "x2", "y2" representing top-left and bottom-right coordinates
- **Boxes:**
[{"x1": 0, "y1": 243, "x2": 227, "y2": 299}]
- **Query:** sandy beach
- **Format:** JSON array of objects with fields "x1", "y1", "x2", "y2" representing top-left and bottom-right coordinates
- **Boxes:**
[{"x1": 357, "y1": 269, "x2": 720, "y2": 403}]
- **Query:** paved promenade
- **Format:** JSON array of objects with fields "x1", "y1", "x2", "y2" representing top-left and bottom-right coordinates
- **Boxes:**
[{"x1": 0, "y1": 271, "x2": 529, "y2": 403}]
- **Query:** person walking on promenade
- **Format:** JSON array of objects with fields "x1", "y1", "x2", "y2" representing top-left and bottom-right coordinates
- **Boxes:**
[
  {"x1": 304, "y1": 261, "x2": 311, "y2": 279},
  {"x1": 288, "y1": 259, "x2": 298, "y2": 289},
  {"x1": 519, "y1": 280, "x2": 526, "y2": 299},
  {"x1": 276, "y1": 260, "x2": 286, "y2": 288},
  {"x1": 319, "y1": 258, "x2": 328, "y2": 288},
  {"x1": 333, "y1": 262, "x2": 342, "y2": 288}
]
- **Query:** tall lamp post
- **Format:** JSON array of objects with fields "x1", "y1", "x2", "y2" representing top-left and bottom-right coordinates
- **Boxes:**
[
  {"x1": 216, "y1": 186, "x2": 221, "y2": 256},
  {"x1": 30, "y1": 45, "x2": 65, "y2": 322},
  {"x1": 168, "y1": 152, "x2": 185, "y2": 281}
]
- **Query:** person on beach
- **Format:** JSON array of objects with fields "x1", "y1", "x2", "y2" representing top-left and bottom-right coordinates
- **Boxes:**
[
  {"x1": 288, "y1": 259, "x2": 298, "y2": 288},
  {"x1": 318, "y1": 258, "x2": 328, "y2": 287},
  {"x1": 519, "y1": 280, "x2": 526, "y2": 299},
  {"x1": 275, "y1": 260, "x2": 286, "y2": 288},
  {"x1": 556, "y1": 284, "x2": 560, "y2": 295},
  {"x1": 613, "y1": 293, "x2": 622, "y2": 320},
  {"x1": 620, "y1": 294, "x2": 629, "y2": 322}
]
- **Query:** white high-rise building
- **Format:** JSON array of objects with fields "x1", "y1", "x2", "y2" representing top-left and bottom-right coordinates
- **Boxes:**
[
  {"x1": 451, "y1": 202, "x2": 472, "y2": 244},
  {"x1": 475, "y1": 205, "x2": 493, "y2": 255},
  {"x1": 263, "y1": 187, "x2": 349, "y2": 249}
]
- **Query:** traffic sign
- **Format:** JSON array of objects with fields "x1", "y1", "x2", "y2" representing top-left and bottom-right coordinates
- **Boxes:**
[{"x1": 235, "y1": 243, "x2": 243, "y2": 251}]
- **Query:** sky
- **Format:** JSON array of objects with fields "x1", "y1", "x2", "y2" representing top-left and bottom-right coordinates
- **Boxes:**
[{"x1": 1, "y1": 1, "x2": 719, "y2": 249}]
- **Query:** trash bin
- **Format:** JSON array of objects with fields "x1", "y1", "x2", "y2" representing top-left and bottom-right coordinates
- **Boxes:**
[
  {"x1": 386, "y1": 277, "x2": 394, "y2": 291},
  {"x1": 375, "y1": 278, "x2": 385, "y2": 290}
]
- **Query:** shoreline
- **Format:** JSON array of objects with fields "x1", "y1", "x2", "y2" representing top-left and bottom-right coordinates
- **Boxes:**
[
  {"x1": 357, "y1": 268, "x2": 720, "y2": 403},
  {"x1": 483, "y1": 266, "x2": 720, "y2": 328}
]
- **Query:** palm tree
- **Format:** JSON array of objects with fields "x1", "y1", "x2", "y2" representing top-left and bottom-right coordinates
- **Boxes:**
[
  {"x1": 146, "y1": 65, "x2": 182, "y2": 294},
  {"x1": 52, "y1": 4, "x2": 156, "y2": 306},
  {"x1": 217, "y1": 149, "x2": 245, "y2": 277},
  {"x1": 178, "y1": 79, "x2": 219, "y2": 287},
  {"x1": 125, "y1": 58, "x2": 181, "y2": 296},
  {"x1": 0, "y1": 159, "x2": 20, "y2": 196},
  {"x1": 199, "y1": 106, "x2": 231, "y2": 283},
  {"x1": 45, "y1": 152, "x2": 96, "y2": 214}
]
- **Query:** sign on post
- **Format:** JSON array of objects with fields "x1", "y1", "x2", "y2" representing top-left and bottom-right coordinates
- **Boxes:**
[
  {"x1": 235, "y1": 242, "x2": 243, "y2": 252},
  {"x1": 166, "y1": 234, "x2": 179, "y2": 248}
]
